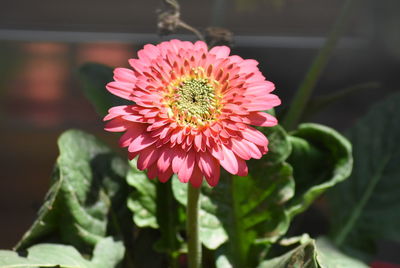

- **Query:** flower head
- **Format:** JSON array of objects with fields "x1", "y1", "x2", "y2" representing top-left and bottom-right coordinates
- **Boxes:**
[{"x1": 104, "y1": 39, "x2": 281, "y2": 187}]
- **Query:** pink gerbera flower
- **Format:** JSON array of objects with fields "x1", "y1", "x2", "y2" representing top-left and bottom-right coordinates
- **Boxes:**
[{"x1": 104, "y1": 39, "x2": 280, "y2": 187}]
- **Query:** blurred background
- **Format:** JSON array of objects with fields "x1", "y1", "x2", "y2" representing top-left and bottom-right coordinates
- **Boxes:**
[{"x1": 0, "y1": 0, "x2": 399, "y2": 263}]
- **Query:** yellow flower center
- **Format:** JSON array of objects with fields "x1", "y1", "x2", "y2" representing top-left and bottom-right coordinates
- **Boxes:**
[{"x1": 166, "y1": 73, "x2": 222, "y2": 127}]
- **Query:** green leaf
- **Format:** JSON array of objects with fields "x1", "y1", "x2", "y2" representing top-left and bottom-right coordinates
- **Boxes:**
[
  {"x1": 0, "y1": 237, "x2": 124, "y2": 268},
  {"x1": 258, "y1": 237, "x2": 367, "y2": 268},
  {"x1": 127, "y1": 160, "x2": 158, "y2": 229},
  {"x1": 16, "y1": 130, "x2": 130, "y2": 251},
  {"x1": 127, "y1": 160, "x2": 184, "y2": 259},
  {"x1": 15, "y1": 166, "x2": 63, "y2": 250},
  {"x1": 78, "y1": 63, "x2": 129, "y2": 116},
  {"x1": 328, "y1": 93, "x2": 400, "y2": 253},
  {"x1": 258, "y1": 239, "x2": 318, "y2": 268},
  {"x1": 172, "y1": 125, "x2": 295, "y2": 267},
  {"x1": 91, "y1": 237, "x2": 126, "y2": 268},
  {"x1": 258, "y1": 125, "x2": 292, "y2": 165},
  {"x1": 315, "y1": 238, "x2": 367, "y2": 268},
  {"x1": 286, "y1": 123, "x2": 353, "y2": 217}
]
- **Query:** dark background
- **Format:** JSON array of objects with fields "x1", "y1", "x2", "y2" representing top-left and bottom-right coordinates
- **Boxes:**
[{"x1": 0, "y1": 0, "x2": 399, "y2": 262}]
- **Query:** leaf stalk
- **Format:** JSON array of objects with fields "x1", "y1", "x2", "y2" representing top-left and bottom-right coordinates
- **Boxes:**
[{"x1": 282, "y1": 0, "x2": 360, "y2": 130}]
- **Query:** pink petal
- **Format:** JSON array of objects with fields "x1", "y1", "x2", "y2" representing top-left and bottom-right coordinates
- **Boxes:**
[
  {"x1": 104, "y1": 118, "x2": 129, "y2": 132},
  {"x1": 178, "y1": 150, "x2": 195, "y2": 183},
  {"x1": 138, "y1": 44, "x2": 160, "y2": 62},
  {"x1": 128, "y1": 151, "x2": 140, "y2": 160},
  {"x1": 128, "y1": 133, "x2": 157, "y2": 153},
  {"x1": 194, "y1": 134, "x2": 205, "y2": 152},
  {"x1": 190, "y1": 164, "x2": 203, "y2": 188},
  {"x1": 244, "y1": 95, "x2": 281, "y2": 111},
  {"x1": 241, "y1": 139, "x2": 263, "y2": 159},
  {"x1": 239, "y1": 59, "x2": 259, "y2": 69},
  {"x1": 247, "y1": 112, "x2": 278, "y2": 127},
  {"x1": 198, "y1": 151, "x2": 217, "y2": 179},
  {"x1": 147, "y1": 119, "x2": 170, "y2": 132},
  {"x1": 106, "y1": 81, "x2": 134, "y2": 100},
  {"x1": 122, "y1": 114, "x2": 145, "y2": 122},
  {"x1": 129, "y1": 59, "x2": 149, "y2": 75},
  {"x1": 158, "y1": 166, "x2": 173, "y2": 183},
  {"x1": 114, "y1": 68, "x2": 137, "y2": 83},
  {"x1": 147, "y1": 163, "x2": 158, "y2": 179},
  {"x1": 230, "y1": 138, "x2": 252, "y2": 160},
  {"x1": 236, "y1": 158, "x2": 248, "y2": 177},
  {"x1": 169, "y1": 39, "x2": 184, "y2": 53},
  {"x1": 209, "y1": 142, "x2": 225, "y2": 161},
  {"x1": 137, "y1": 144, "x2": 160, "y2": 170},
  {"x1": 241, "y1": 126, "x2": 268, "y2": 147},
  {"x1": 209, "y1": 46, "x2": 231, "y2": 58},
  {"x1": 219, "y1": 144, "x2": 239, "y2": 175},
  {"x1": 204, "y1": 161, "x2": 220, "y2": 187},
  {"x1": 185, "y1": 134, "x2": 194, "y2": 147},
  {"x1": 244, "y1": 81, "x2": 275, "y2": 95},
  {"x1": 157, "y1": 148, "x2": 174, "y2": 173},
  {"x1": 194, "y1": 41, "x2": 208, "y2": 52},
  {"x1": 172, "y1": 148, "x2": 186, "y2": 173},
  {"x1": 219, "y1": 129, "x2": 230, "y2": 139},
  {"x1": 119, "y1": 124, "x2": 147, "y2": 147},
  {"x1": 104, "y1": 105, "x2": 130, "y2": 121}
]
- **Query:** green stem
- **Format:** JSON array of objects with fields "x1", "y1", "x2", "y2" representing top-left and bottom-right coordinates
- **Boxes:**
[
  {"x1": 282, "y1": 0, "x2": 359, "y2": 130},
  {"x1": 187, "y1": 184, "x2": 202, "y2": 268},
  {"x1": 334, "y1": 155, "x2": 390, "y2": 246},
  {"x1": 302, "y1": 82, "x2": 380, "y2": 119}
]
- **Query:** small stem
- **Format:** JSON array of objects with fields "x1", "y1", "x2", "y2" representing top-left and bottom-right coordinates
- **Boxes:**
[
  {"x1": 334, "y1": 155, "x2": 390, "y2": 246},
  {"x1": 282, "y1": 0, "x2": 360, "y2": 130},
  {"x1": 178, "y1": 21, "x2": 205, "y2": 41},
  {"x1": 187, "y1": 184, "x2": 202, "y2": 268},
  {"x1": 160, "y1": 0, "x2": 206, "y2": 41},
  {"x1": 302, "y1": 81, "x2": 380, "y2": 119}
]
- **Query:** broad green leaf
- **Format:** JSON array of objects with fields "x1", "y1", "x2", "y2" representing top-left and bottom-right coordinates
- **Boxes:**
[
  {"x1": 315, "y1": 238, "x2": 367, "y2": 268},
  {"x1": 15, "y1": 166, "x2": 63, "y2": 250},
  {"x1": 16, "y1": 130, "x2": 130, "y2": 251},
  {"x1": 328, "y1": 93, "x2": 400, "y2": 253},
  {"x1": 172, "y1": 125, "x2": 295, "y2": 267},
  {"x1": 127, "y1": 160, "x2": 184, "y2": 258},
  {"x1": 127, "y1": 159, "x2": 158, "y2": 229},
  {"x1": 286, "y1": 123, "x2": 353, "y2": 217},
  {"x1": 91, "y1": 237, "x2": 126, "y2": 268},
  {"x1": 0, "y1": 237, "x2": 124, "y2": 268},
  {"x1": 258, "y1": 125, "x2": 292, "y2": 165},
  {"x1": 258, "y1": 237, "x2": 367, "y2": 268},
  {"x1": 78, "y1": 63, "x2": 129, "y2": 117},
  {"x1": 258, "y1": 240, "x2": 318, "y2": 268}
]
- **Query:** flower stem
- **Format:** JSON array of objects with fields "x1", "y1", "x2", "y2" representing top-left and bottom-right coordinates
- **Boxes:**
[
  {"x1": 187, "y1": 184, "x2": 202, "y2": 268},
  {"x1": 334, "y1": 155, "x2": 390, "y2": 246},
  {"x1": 281, "y1": 0, "x2": 359, "y2": 130}
]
